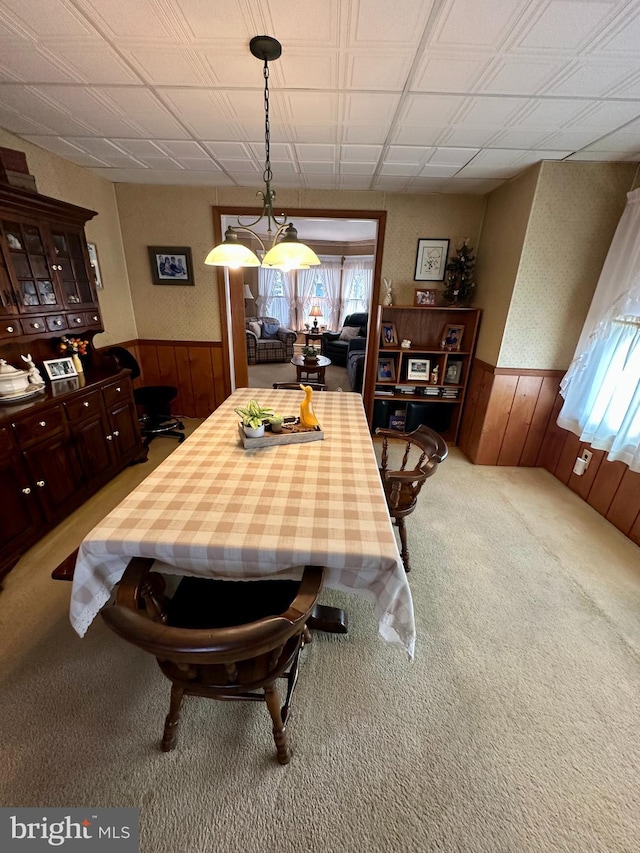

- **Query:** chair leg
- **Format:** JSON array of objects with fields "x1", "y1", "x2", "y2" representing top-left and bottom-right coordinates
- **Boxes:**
[
  {"x1": 397, "y1": 517, "x2": 411, "y2": 573},
  {"x1": 264, "y1": 683, "x2": 291, "y2": 765},
  {"x1": 162, "y1": 684, "x2": 184, "y2": 751}
]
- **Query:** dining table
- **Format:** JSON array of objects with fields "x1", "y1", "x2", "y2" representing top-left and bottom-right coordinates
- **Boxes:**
[{"x1": 70, "y1": 387, "x2": 415, "y2": 658}]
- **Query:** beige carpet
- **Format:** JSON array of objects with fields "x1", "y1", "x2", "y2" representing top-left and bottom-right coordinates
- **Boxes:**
[
  {"x1": 248, "y1": 358, "x2": 350, "y2": 391},
  {"x1": 1, "y1": 429, "x2": 639, "y2": 853}
]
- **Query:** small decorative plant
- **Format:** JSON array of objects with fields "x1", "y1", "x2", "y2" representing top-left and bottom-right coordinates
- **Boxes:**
[
  {"x1": 268, "y1": 413, "x2": 284, "y2": 433},
  {"x1": 234, "y1": 399, "x2": 274, "y2": 436},
  {"x1": 301, "y1": 344, "x2": 318, "y2": 362}
]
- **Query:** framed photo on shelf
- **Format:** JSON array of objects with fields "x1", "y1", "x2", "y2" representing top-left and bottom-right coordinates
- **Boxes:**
[
  {"x1": 148, "y1": 246, "x2": 194, "y2": 286},
  {"x1": 441, "y1": 323, "x2": 464, "y2": 350},
  {"x1": 414, "y1": 238, "x2": 450, "y2": 281},
  {"x1": 414, "y1": 287, "x2": 438, "y2": 307},
  {"x1": 407, "y1": 358, "x2": 431, "y2": 381},
  {"x1": 444, "y1": 360, "x2": 462, "y2": 384},
  {"x1": 87, "y1": 242, "x2": 103, "y2": 289},
  {"x1": 43, "y1": 356, "x2": 77, "y2": 381},
  {"x1": 380, "y1": 321, "x2": 398, "y2": 347},
  {"x1": 377, "y1": 356, "x2": 396, "y2": 381}
]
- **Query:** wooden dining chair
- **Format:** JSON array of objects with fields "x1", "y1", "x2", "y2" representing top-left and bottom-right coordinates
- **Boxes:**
[
  {"x1": 375, "y1": 425, "x2": 448, "y2": 572},
  {"x1": 101, "y1": 557, "x2": 324, "y2": 765}
]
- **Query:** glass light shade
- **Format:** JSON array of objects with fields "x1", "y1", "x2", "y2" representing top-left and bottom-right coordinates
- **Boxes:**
[
  {"x1": 262, "y1": 223, "x2": 320, "y2": 269},
  {"x1": 204, "y1": 228, "x2": 260, "y2": 268}
]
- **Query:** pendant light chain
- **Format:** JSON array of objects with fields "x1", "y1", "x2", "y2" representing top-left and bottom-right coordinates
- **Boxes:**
[{"x1": 263, "y1": 58, "x2": 272, "y2": 187}]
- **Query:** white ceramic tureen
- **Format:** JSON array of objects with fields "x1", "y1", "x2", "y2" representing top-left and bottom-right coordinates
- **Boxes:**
[{"x1": 0, "y1": 359, "x2": 30, "y2": 396}]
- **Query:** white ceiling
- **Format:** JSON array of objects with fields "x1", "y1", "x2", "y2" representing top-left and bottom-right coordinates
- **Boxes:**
[{"x1": 1, "y1": 0, "x2": 640, "y2": 195}]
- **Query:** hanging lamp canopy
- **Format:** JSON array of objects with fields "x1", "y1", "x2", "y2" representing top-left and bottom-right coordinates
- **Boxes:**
[{"x1": 204, "y1": 36, "x2": 320, "y2": 272}]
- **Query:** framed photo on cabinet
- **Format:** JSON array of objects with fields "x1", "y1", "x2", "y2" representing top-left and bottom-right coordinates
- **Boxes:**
[
  {"x1": 377, "y1": 357, "x2": 396, "y2": 381},
  {"x1": 414, "y1": 287, "x2": 438, "y2": 306},
  {"x1": 380, "y1": 321, "x2": 398, "y2": 347},
  {"x1": 407, "y1": 358, "x2": 430, "y2": 381}
]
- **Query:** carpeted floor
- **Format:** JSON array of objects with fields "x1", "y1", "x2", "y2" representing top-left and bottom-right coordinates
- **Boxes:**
[
  {"x1": 1, "y1": 432, "x2": 639, "y2": 852},
  {"x1": 248, "y1": 358, "x2": 350, "y2": 391}
]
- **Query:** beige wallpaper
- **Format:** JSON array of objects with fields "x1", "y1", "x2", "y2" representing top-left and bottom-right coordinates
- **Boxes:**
[
  {"x1": 0, "y1": 128, "x2": 137, "y2": 346},
  {"x1": 115, "y1": 183, "x2": 486, "y2": 341},
  {"x1": 500, "y1": 161, "x2": 637, "y2": 369},
  {"x1": 473, "y1": 165, "x2": 540, "y2": 366}
]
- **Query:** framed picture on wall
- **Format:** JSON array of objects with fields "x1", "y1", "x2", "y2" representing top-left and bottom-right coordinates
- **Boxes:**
[
  {"x1": 148, "y1": 246, "x2": 194, "y2": 286},
  {"x1": 414, "y1": 238, "x2": 449, "y2": 281},
  {"x1": 87, "y1": 242, "x2": 103, "y2": 289}
]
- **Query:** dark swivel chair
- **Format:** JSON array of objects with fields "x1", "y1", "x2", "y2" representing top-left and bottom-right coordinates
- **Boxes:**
[{"x1": 107, "y1": 347, "x2": 185, "y2": 447}]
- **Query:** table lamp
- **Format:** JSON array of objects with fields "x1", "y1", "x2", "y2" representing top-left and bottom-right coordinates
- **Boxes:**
[{"x1": 309, "y1": 305, "x2": 323, "y2": 331}]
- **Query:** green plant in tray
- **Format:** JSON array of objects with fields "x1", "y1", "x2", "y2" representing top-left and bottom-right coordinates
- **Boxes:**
[{"x1": 234, "y1": 399, "x2": 274, "y2": 430}]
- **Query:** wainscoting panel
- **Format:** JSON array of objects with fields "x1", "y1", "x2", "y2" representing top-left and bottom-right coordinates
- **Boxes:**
[
  {"x1": 459, "y1": 361, "x2": 563, "y2": 467},
  {"x1": 134, "y1": 340, "x2": 228, "y2": 419}
]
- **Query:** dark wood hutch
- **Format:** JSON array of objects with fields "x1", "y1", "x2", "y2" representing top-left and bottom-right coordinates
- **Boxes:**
[{"x1": 0, "y1": 180, "x2": 146, "y2": 584}]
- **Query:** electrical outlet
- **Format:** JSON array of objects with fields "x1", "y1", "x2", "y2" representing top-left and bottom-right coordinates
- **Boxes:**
[{"x1": 581, "y1": 449, "x2": 593, "y2": 467}]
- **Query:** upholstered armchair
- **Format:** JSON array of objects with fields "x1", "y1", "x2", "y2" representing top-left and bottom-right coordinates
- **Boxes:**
[
  {"x1": 321, "y1": 312, "x2": 368, "y2": 367},
  {"x1": 246, "y1": 316, "x2": 297, "y2": 364}
]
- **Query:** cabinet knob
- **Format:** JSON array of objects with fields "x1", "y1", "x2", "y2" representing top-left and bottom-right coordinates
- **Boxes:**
[
  {"x1": 113, "y1": 430, "x2": 120, "y2": 437},
  {"x1": 39, "y1": 420, "x2": 46, "y2": 427},
  {"x1": 22, "y1": 487, "x2": 31, "y2": 495},
  {"x1": 6, "y1": 326, "x2": 14, "y2": 333},
  {"x1": 83, "y1": 401, "x2": 90, "y2": 407},
  {"x1": 54, "y1": 320, "x2": 62, "y2": 326},
  {"x1": 92, "y1": 315, "x2": 98, "y2": 322},
  {"x1": 116, "y1": 387, "x2": 121, "y2": 393},
  {"x1": 32, "y1": 322, "x2": 40, "y2": 329},
  {"x1": 36, "y1": 480, "x2": 45, "y2": 488},
  {"x1": 74, "y1": 318, "x2": 82, "y2": 323},
  {"x1": 106, "y1": 434, "x2": 113, "y2": 441}
]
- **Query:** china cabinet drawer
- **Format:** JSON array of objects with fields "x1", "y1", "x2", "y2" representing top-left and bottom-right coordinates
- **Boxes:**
[
  {"x1": 102, "y1": 380, "x2": 129, "y2": 407},
  {"x1": 0, "y1": 319, "x2": 21, "y2": 340},
  {"x1": 0, "y1": 425, "x2": 14, "y2": 454},
  {"x1": 67, "y1": 312, "x2": 86, "y2": 328},
  {"x1": 86, "y1": 312, "x2": 102, "y2": 327},
  {"x1": 46, "y1": 314, "x2": 67, "y2": 332},
  {"x1": 64, "y1": 389, "x2": 101, "y2": 422},
  {"x1": 20, "y1": 316, "x2": 46, "y2": 336},
  {"x1": 11, "y1": 405, "x2": 65, "y2": 447}
]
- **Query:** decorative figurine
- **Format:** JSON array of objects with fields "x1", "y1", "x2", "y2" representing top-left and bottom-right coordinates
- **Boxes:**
[
  {"x1": 430, "y1": 365, "x2": 439, "y2": 384},
  {"x1": 401, "y1": 339, "x2": 411, "y2": 349},
  {"x1": 299, "y1": 384, "x2": 320, "y2": 428},
  {"x1": 382, "y1": 278, "x2": 393, "y2": 306},
  {"x1": 21, "y1": 353, "x2": 44, "y2": 386}
]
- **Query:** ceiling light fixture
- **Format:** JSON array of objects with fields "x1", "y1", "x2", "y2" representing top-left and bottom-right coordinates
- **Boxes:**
[{"x1": 204, "y1": 36, "x2": 320, "y2": 272}]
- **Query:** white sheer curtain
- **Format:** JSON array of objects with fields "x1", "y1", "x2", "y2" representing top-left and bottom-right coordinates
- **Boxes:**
[
  {"x1": 296, "y1": 262, "x2": 341, "y2": 330},
  {"x1": 340, "y1": 256, "x2": 373, "y2": 326},
  {"x1": 558, "y1": 188, "x2": 640, "y2": 472},
  {"x1": 256, "y1": 267, "x2": 295, "y2": 328}
]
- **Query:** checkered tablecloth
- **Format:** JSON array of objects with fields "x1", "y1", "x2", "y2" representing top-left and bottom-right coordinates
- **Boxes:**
[{"x1": 70, "y1": 388, "x2": 415, "y2": 658}]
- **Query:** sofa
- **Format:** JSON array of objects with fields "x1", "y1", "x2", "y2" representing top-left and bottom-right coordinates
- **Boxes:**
[
  {"x1": 346, "y1": 337, "x2": 366, "y2": 393},
  {"x1": 321, "y1": 312, "x2": 368, "y2": 367},
  {"x1": 246, "y1": 316, "x2": 297, "y2": 365}
]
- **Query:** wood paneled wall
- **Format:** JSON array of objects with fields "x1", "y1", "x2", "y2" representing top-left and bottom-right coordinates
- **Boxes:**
[
  {"x1": 110, "y1": 339, "x2": 229, "y2": 419},
  {"x1": 459, "y1": 358, "x2": 640, "y2": 545}
]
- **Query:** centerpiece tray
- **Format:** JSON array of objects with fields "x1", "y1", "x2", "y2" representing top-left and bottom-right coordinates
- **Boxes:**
[{"x1": 238, "y1": 420, "x2": 324, "y2": 448}]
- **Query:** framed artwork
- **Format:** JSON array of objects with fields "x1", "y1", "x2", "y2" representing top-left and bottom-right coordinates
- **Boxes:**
[
  {"x1": 414, "y1": 238, "x2": 450, "y2": 281},
  {"x1": 407, "y1": 358, "x2": 431, "y2": 381},
  {"x1": 380, "y1": 321, "x2": 398, "y2": 347},
  {"x1": 377, "y1": 357, "x2": 396, "y2": 381},
  {"x1": 148, "y1": 246, "x2": 194, "y2": 286},
  {"x1": 414, "y1": 287, "x2": 438, "y2": 307},
  {"x1": 441, "y1": 323, "x2": 464, "y2": 350},
  {"x1": 87, "y1": 242, "x2": 103, "y2": 289},
  {"x1": 444, "y1": 360, "x2": 462, "y2": 384},
  {"x1": 43, "y1": 356, "x2": 77, "y2": 380}
]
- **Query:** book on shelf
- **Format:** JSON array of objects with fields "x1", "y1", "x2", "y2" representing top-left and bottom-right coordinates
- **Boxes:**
[
  {"x1": 388, "y1": 413, "x2": 406, "y2": 431},
  {"x1": 375, "y1": 388, "x2": 394, "y2": 396}
]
